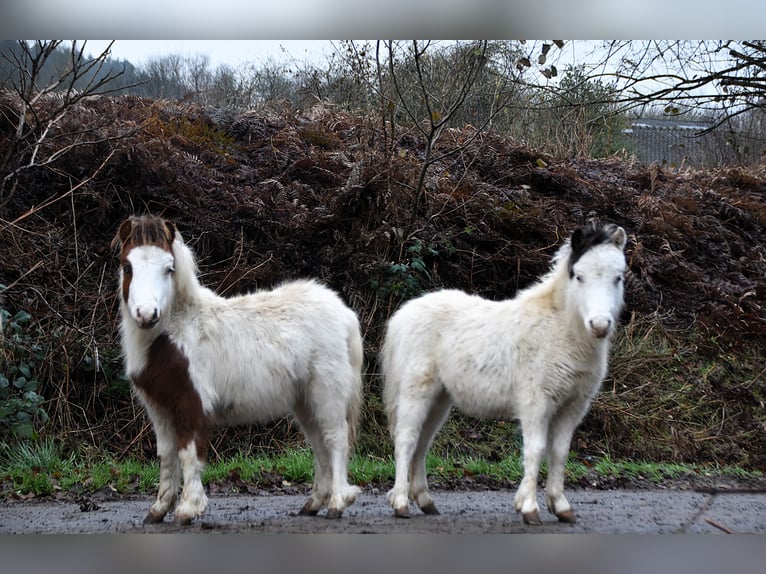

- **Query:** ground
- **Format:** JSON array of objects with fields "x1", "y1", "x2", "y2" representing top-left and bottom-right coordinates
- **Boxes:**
[{"x1": 3, "y1": 474, "x2": 766, "y2": 534}]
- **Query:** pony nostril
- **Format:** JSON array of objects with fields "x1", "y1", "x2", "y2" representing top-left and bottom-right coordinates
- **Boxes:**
[
  {"x1": 589, "y1": 317, "x2": 612, "y2": 337},
  {"x1": 134, "y1": 306, "x2": 160, "y2": 327}
]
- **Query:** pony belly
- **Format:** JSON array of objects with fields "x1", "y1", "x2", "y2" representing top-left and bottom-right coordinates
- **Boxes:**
[
  {"x1": 210, "y1": 385, "x2": 296, "y2": 426},
  {"x1": 442, "y1": 372, "x2": 521, "y2": 420},
  {"x1": 451, "y1": 394, "x2": 520, "y2": 420}
]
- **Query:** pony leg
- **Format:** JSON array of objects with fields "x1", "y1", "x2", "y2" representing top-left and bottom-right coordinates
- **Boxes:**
[
  {"x1": 304, "y1": 387, "x2": 361, "y2": 519},
  {"x1": 514, "y1": 416, "x2": 548, "y2": 525},
  {"x1": 323, "y1": 417, "x2": 361, "y2": 519},
  {"x1": 300, "y1": 449, "x2": 331, "y2": 517},
  {"x1": 144, "y1": 416, "x2": 179, "y2": 524},
  {"x1": 293, "y1": 404, "x2": 332, "y2": 516},
  {"x1": 145, "y1": 452, "x2": 179, "y2": 524},
  {"x1": 387, "y1": 392, "x2": 435, "y2": 518},
  {"x1": 173, "y1": 441, "x2": 208, "y2": 525},
  {"x1": 545, "y1": 407, "x2": 586, "y2": 524},
  {"x1": 408, "y1": 390, "x2": 451, "y2": 515}
]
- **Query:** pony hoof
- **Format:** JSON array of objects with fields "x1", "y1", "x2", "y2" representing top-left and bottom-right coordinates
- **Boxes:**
[
  {"x1": 394, "y1": 507, "x2": 411, "y2": 519},
  {"x1": 173, "y1": 514, "x2": 194, "y2": 526},
  {"x1": 143, "y1": 511, "x2": 166, "y2": 524},
  {"x1": 325, "y1": 508, "x2": 344, "y2": 519},
  {"x1": 522, "y1": 510, "x2": 542, "y2": 525},
  {"x1": 298, "y1": 503, "x2": 320, "y2": 516},
  {"x1": 420, "y1": 502, "x2": 440, "y2": 515},
  {"x1": 556, "y1": 510, "x2": 577, "y2": 524}
]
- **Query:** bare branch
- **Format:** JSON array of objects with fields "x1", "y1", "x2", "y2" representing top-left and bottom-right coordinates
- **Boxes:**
[{"x1": 0, "y1": 40, "x2": 134, "y2": 208}]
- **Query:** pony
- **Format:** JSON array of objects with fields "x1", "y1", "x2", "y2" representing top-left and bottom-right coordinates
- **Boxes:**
[
  {"x1": 381, "y1": 221, "x2": 627, "y2": 524},
  {"x1": 112, "y1": 214, "x2": 363, "y2": 524}
]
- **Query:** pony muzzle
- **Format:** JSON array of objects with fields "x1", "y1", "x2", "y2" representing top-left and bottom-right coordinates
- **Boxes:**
[
  {"x1": 133, "y1": 305, "x2": 161, "y2": 329},
  {"x1": 588, "y1": 316, "x2": 613, "y2": 339}
]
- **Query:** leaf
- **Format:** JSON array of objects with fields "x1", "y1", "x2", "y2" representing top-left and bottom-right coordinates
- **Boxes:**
[
  {"x1": 518, "y1": 57, "x2": 531, "y2": 68},
  {"x1": 407, "y1": 241, "x2": 423, "y2": 255},
  {"x1": 541, "y1": 43, "x2": 551, "y2": 57},
  {"x1": 536, "y1": 158, "x2": 548, "y2": 168},
  {"x1": 24, "y1": 390, "x2": 43, "y2": 403},
  {"x1": 18, "y1": 363, "x2": 32, "y2": 378},
  {"x1": 538, "y1": 54, "x2": 546, "y2": 65},
  {"x1": 553, "y1": 40, "x2": 565, "y2": 48},
  {"x1": 13, "y1": 310, "x2": 32, "y2": 324},
  {"x1": 410, "y1": 259, "x2": 427, "y2": 274},
  {"x1": 13, "y1": 421, "x2": 34, "y2": 439}
]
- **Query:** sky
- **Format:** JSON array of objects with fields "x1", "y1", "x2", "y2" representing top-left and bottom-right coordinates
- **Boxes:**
[{"x1": 80, "y1": 40, "x2": 333, "y2": 69}]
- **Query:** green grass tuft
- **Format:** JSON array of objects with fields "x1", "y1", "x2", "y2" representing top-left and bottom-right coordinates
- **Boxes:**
[{"x1": 1, "y1": 440, "x2": 761, "y2": 499}]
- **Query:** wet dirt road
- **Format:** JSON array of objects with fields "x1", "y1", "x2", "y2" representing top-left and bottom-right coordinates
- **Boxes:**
[{"x1": 2, "y1": 487, "x2": 765, "y2": 534}]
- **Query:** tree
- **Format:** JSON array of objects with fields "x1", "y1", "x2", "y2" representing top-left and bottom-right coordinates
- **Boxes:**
[
  {"x1": 530, "y1": 64, "x2": 629, "y2": 158},
  {"x1": 335, "y1": 41, "x2": 528, "y2": 224},
  {"x1": 0, "y1": 41, "x2": 132, "y2": 210},
  {"x1": 587, "y1": 41, "x2": 766, "y2": 128}
]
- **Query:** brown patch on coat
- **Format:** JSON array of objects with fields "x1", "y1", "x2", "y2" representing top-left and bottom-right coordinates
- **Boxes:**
[{"x1": 132, "y1": 332, "x2": 209, "y2": 459}]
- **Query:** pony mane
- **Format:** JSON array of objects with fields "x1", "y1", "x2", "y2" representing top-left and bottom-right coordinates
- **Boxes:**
[
  {"x1": 113, "y1": 214, "x2": 202, "y2": 303},
  {"x1": 114, "y1": 214, "x2": 175, "y2": 254},
  {"x1": 169, "y1": 229, "x2": 203, "y2": 303},
  {"x1": 542, "y1": 221, "x2": 623, "y2": 280},
  {"x1": 526, "y1": 221, "x2": 623, "y2": 300},
  {"x1": 566, "y1": 221, "x2": 623, "y2": 278}
]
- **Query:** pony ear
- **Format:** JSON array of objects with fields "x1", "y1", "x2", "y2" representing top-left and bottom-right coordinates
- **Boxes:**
[
  {"x1": 112, "y1": 218, "x2": 134, "y2": 252},
  {"x1": 163, "y1": 220, "x2": 177, "y2": 244},
  {"x1": 570, "y1": 226, "x2": 584, "y2": 251},
  {"x1": 610, "y1": 226, "x2": 627, "y2": 251}
]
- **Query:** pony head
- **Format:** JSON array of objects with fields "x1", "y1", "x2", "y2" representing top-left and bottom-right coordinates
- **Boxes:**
[
  {"x1": 564, "y1": 221, "x2": 627, "y2": 339},
  {"x1": 113, "y1": 215, "x2": 178, "y2": 330}
]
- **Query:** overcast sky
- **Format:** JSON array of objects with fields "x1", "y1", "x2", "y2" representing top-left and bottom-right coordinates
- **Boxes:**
[{"x1": 81, "y1": 40, "x2": 333, "y2": 68}]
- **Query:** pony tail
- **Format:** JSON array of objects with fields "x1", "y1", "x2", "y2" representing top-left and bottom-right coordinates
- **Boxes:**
[{"x1": 345, "y1": 316, "x2": 364, "y2": 451}]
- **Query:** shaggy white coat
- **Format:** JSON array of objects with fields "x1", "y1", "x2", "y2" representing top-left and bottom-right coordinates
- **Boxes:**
[
  {"x1": 382, "y1": 226, "x2": 627, "y2": 524},
  {"x1": 119, "y1": 228, "x2": 363, "y2": 523}
]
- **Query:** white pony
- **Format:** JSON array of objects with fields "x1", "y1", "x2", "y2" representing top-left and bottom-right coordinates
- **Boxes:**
[
  {"x1": 382, "y1": 221, "x2": 627, "y2": 524},
  {"x1": 113, "y1": 215, "x2": 363, "y2": 524}
]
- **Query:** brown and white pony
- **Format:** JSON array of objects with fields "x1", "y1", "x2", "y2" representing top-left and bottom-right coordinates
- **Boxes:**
[{"x1": 113, "y1": 215, "x2": 363, "y2": 524}]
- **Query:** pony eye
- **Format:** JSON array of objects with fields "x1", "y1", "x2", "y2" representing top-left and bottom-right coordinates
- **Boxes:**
[
  {"x1": 615, "y1": 275, "x2": 623, "y2": 285},
  {"x1": 123, "y1": 264, "x2": 132, "y2": 276},
  {"x1": 575, "y1": 274, "x2": 584, "y2": 283},
  {"x1": 166, "y1": 266, "x2": 175, "y2": 275}
]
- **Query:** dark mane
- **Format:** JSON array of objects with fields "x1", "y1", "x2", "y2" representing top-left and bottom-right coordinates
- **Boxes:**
[
  {"x1": 567, "y1": 221, "x2": 620, "y2": 278},
  {"x1": 113, "y1": 215, "x2": 175, "y2": 255}
]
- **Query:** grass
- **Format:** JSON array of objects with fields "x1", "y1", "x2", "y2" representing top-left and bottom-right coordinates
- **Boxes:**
[
  {"x1": 0, "y1": 440, "x2": 761, "y2": 499},
  {"x1": 581, "y1": 313, "x2": 766, "y2": 467}
]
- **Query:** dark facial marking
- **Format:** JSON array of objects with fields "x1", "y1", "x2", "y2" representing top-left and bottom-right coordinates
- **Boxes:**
[
  {"x1": 568, "y1": 222, "x2": 620, "y2": 279},
  {"x1": 120, "y1": 261, "x2": 132, "y2": 305},
  {"x1": 132, "y1": 333, "x2": 209, "y2": 459}
]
